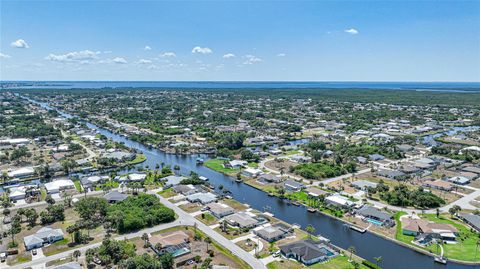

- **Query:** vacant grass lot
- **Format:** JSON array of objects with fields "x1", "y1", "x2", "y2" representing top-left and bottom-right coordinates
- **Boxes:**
[{"x1": 204, "y1": 159, "x2": 240, "y2": 175}]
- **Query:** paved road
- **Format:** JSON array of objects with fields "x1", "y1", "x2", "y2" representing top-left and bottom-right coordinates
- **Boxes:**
[
  {"x1": 7, "y1": 189, "x2": 265, "y2": 269},
  {"x1": 150, "y1": 189, "x2": 266, "y2": 269}
]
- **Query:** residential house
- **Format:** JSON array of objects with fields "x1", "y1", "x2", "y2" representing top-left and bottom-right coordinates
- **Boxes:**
[
  {"x1": 306, "y1": 187, "x2": 329, "y2": 198},
  {"x1": 103, "y1": 190, "x2": 128, "y2": 203},
  {"x1": 446, "y1": 176, "x2": 470, "y2": 185},
  {"x1": 186, "y1": 192, "x2": 217, "y2": 204},
  {"x1": 258, "y1": 173, "x2": 282, "y2": 184},
  {"x1": 224, "y1": 160, "x2": 247, "y2": 169},
  {"x1": 172, "y1": 184, "x2": 197, "y2": 195},
  {"x1": 355, "y1": 206, "x2": 394, "y2": 226},
  {"x1": 162, "y1": 175, "x2": 187, "y2": 188},
  {"x1": 150, "y1": 231, "x2": 190, "y2": 257},
  {"x1": 206, "y1": 202, "x2": 235, "y2": 218},
  {"x1": 458, "y1": 213, "x2": 480, "y2": 232},
  {"x1": 325, "y1": 195, "x2": 354, "y2": 208},
  {"x1": 279, "y1": 240, "x2": 336, "y2": 265},
  {"x1": 377, "y1": 169, "x2": 407, "y2": 180},
  {"x1": 225, "y1": 212, "x2": 260, "y2": 229},
  {"x1": 254, "y1": 223, "x2": 292, "y2": 242},
  {"x1": 24, "y1": 227, "x2": 65, "y2": 250},
  {"x1": 7, "y1": 167, "x2": 35, "y2": 179},
  {"x1": 283, "y1": 180, "x2": 305, "y2": 192},
  {"x1": 53, "y1": 263, "x2": 81, "y2": 269},
  {"x1": 241, "y1": 168, "x2": 262, "y2": 178},
  {"x1": 44, "y1": 179, "x2": 75, "y2": 194},
  {"x1": 351, "y1": 180, "x2": 377, "y2": 191},
  {"x1": 369, "y1": 154, "x2": 385, "y2": 161},
  {"x1": 402, "y1": 218, "x2": 458, "y2": 244}
]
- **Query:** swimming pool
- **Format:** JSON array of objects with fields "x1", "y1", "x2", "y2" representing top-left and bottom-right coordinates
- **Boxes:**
[
  {"x1": 366, "y1": 218, "x2": 384, "y2": 226},
  {"x1": 171, "y1": 247, "x2": 191, "y2": 257},
  {"x1": 320, "y1": 246, "x2": 336, "y2": 257}
]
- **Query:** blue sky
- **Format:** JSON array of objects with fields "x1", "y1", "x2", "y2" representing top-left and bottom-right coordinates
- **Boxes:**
[{"x1": 1, "y1": 0, "x2": 479, "y2": 81}]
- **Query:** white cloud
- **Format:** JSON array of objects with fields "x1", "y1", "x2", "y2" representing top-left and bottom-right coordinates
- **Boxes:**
[
  {"x1": 192, "y1": 46, "x2": 212, "y2": 54},
  {"x1": 223, "y1": 53, "x2": 235, "y2": 59},
  {"x1": 147, "y1": 65, "x2": 158, "y2": 70},
  {"x1": 112, "y1": 57, "x2": 127, "y2": 64},
  {"x1": 137, "y1": 59, "x2": 152, "y2": 64},
  {"x1": 345, "y1": 28, "x2": 359, "y2": 35},
  {"x1": 0, "y1": 53, "x2": 11, "y2": 59},
  {"x1": 144, "y1": 45, "x2": 152, "y2": 51},
  {"x1": 277, "y1": 53, "x2": 286, "y2": 57},
  {"x1": 11, "y1": 39, "x2": 29, "y2": 49},
  {"x1": 243, "y1": 54, "x2": 262, "y2": 65},
  {"x1": 45, "y1": 50, "x2": 100, "y2": 62},
  {"x1": 160, "y1": 52, "x2": 176, "y2": 57}
]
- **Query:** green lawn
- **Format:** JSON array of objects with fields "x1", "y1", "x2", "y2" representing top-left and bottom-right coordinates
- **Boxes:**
[
  {"x1": 73, "y1": 180, "x2": 83, "y2": 192},
  {"x1": 267, "y1": 255, "x2": 369, "y2": 269},
  {"x1": 128, "y1": 154, "x2": 147, "y2": 165},
  {"x1": 248, "y1": 162, "x2": 259, "y2": 168},
  {"x1": 395, "y1": 212, "x2": 480, "y2": 262},
  {"x1": 204, "y1": 159, "x2": 240, "y2": 175},
  {"x1": 158, "y1": 188, "x2": 176, "y2": 198},
  {"x1": 197, "y1": 212, "x2": 217, "y2": 226}
]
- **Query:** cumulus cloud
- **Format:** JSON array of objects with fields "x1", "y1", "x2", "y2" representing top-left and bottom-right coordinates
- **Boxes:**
[
  {"x1": 144, "y1": 45, "x2": 151, "y2": 51},
  {"x1": 160, "y1": 52, "x2": 176, "y2": 57},
  {"x1": 277, "y1": 53, "x2": 286, "y2": 57},
  {"x1": 223, "y1": 53, "x2": 235, "y2": 59},
  {"x1": 137, "y1": 59, "x2": 152, "y2": 64},
  {"x1": 45, "y1": 50, "x2": 100, "y2": 62},
  {"x1": 112, "y1": 57, "x2": 127, "y2": 64},
  {"x1": 0, "y1": 53, "x2": 11, "y2": 59},
  {"x1": 345, "y1": 28, "x2": 359, "y2": 35},
  {"x1": 192, "y1": 46, "x2": 212, "y2": 54},
  {"x1": 243, "y1": 54, "x2": 262, "y2": 65},
  {"x1": 11, "y1": 39, "x2": 29, "y2": 48}
]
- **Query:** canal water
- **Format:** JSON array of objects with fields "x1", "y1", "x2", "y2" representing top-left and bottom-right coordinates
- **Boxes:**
[{"x1": 29, "y1": 98, "x2": 477, "y2": 269}]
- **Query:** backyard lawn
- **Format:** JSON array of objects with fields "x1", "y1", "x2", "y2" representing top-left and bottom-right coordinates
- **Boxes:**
[
  {"x1": 267, "y1": 255, "x2": 369, "y2": 269},
  {"x1": 205, "y1": 159, "x2": 240, "y2": 175}
]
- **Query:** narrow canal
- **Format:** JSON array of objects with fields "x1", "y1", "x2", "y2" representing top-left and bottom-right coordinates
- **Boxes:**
[{"x1": 30, "y1": 98, "x2": 477, "y2": 269}]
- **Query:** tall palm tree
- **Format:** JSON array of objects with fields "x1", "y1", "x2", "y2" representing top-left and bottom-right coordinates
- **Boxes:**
[{"x1": 347, "y1": 246, "x2": 356, "y2": 262}]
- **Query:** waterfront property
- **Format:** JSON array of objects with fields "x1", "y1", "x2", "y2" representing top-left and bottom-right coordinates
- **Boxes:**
[
  {"x1": 186, "y1": 192, "x2": 217, "y2": 204},
  {"x1": 355, "y1": 205, "x2": 394, "y2": 227},
  {"x1": 283, "y1": 180, "x2": 305, "y2": 192},
  {"x1": 254, "y1": 223, "x2": 293, "y2": 242},
  {"x1": 207, "y1": 202, "x2": 235, "y2": 218},
  {"x1": 402, "y1": 217, "x2": 458, "y2": 245},
  {"x1": 279, "y1": 239, "x2": 337, "y2": 265},
  {"x1": 458, "y1": 213, "x2": 480, "y2": 232}
]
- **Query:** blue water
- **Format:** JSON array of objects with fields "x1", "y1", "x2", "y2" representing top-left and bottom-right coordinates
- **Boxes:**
[{"x1": 2, "y1": 81, "x2": 480, "y2": 92}]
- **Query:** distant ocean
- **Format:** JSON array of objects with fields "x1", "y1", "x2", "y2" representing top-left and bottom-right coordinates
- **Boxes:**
[{"x1": 1, "y1": 81, "x2": 480, "y2": 92}]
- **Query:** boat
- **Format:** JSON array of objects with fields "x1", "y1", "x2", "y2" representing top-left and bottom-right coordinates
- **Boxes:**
[
  {"x1": 267, "y1": 192, "x2": 274, "y2": 197},
  {"x1": 307, "y1": 207, "x2": 317, "y2": 213},
  {"x1": 349, "y1": 225, "x2": 367, "y2": 233},
  {"x1": 235, "y1": 178, "x2": 243, "y2": 183},
  {"x1": 199, "y1": 176, "x2": 209, "y2": 181},
  {"x1": 291, "y1": 201, "x2": 301, "y2": 206},
  {"x1": 434, "y1": 256, "x2": 447, "y2": 264},
  {"x1": 196, "y1": 157, "x2": 204, "y2": 164}
]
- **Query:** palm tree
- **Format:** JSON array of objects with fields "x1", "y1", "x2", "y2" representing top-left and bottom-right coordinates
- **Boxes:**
[
  {"x1": 141, "y1": 233, "x2": 149, "y2": 248},
  {"x1": 475, "y1": 239, "x2": 480, "y2": 262},
  {"x1": 305, "y1": 224, "x2": 315, "y2": 239},
  {"x1": 204, "y1": 236, "x2": 212, "y2": 252},
  {"x1": 72, "y1": 250, "x2": 81, "y2": 261},
  {"x1": 347, "y1": 246, "x2": 356, "y2": 262}
]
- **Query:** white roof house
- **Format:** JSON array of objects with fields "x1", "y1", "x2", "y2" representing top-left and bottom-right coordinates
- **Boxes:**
[
  {"x1": 24, "y1": 227, "x2": 64, "y2": 250},
  {"x1": 446, "y1": 176, "x2": 470, "y2": 185},
  {"x1": 0, "y1": 138, "x2": 30, "y2": 145},
  {"x1": 162, "y1": 175, "x2": 187, "y2": 187},
  {"x1": 128, "y1": 173, "x2": 147, "y2": 181},
  {"x1": 44, "y1": 179, "x2": 75, "y2": 194},
  {"x1": 325, "y1": 195, "x2": 354, "y2": 208},
  {"x1": 242, "y1": 168, "x2": 262, "y2": 178},
  {"x1": 9, "y1": 189, "x2": 26, "y2": 200},
  {"x1": 7, "y1": 167, "x2": 35, "y2": 178},
  {"x1": 186, "y1": 192, "x2": 217, "y2": 204}
]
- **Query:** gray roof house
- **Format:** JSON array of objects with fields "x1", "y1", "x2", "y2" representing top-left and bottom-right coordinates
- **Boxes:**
[
  {"x1": 103, "y1": 190, "x2": 128, "y2": 203},
  {"x1": 369, "y1": 154, "x2": 385, "y2": 161},
  {"x1": 24, "y1": 227, "x2": 64, "y2": 250},
  {"x1": 225, "y1": 212, "x2": 259, "y2": 228},
  {"x1": 207, "y1": 202, "x2": 235, "y2": 218},
  {"x1": 258, "y1": 173, "x2": 282, "y2": 183},
  {"x1": 377, "y1": 169, "x2": 406, "y2": 180},
  {"x1": 186, "y1": 192, "x2": 217, "y2": 204},
  {"x1": 351, "y1": 180, "x2": 377, "y2": 190},
  {"x1": 459, "y1": 213, "x2": 480, "y2": 232},
  {"x1": 254, "y1": 223, "x2": 293, "y2": 242},
  {"x1": 279, "y1": 240, "x2": 336, "y2": 265},
  {"x1": 284, "y1": 180, "x2": 305, "y2": 192},
  {"x1": 355, "y1": 206, "x2": 394, "y2": 226},
  {"x1": 163, "y1": 175, "x2": 188, "y2": 188}
]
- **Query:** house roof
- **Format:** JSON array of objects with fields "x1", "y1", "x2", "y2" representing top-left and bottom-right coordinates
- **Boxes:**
[
  {"x1": 103, "y1": 191, "x2": 128, "y2": 202},
  {"x1": 356, "y1": 206, "x2": 392, "y2": 221},
  {"x1": 225, "y1": 212, "x2": 258, "y2": 227},
  {"x1": 207, "y1": 203, "x2": 234, "y2": 215},
  {"x1": 53, "y1": 262, "x2": 81, "y2": 269},
  {"x1": 459, "y1": 213, "x2": 480, "y2": 230},
  {"x1": 402, "y1": 218, "x2": 457, "y2": 234},
  {"x1": 279, "y1": 240, "x2": 329, "y2": 261},
  {"x1": 186, "y1": 192, "x2": 217, "y2": 204},
  {"x1": 256, "y1": 226, "x2": 285, "y2": 240},
  {"x1": 44, "y1": 179, "x2": 75, "y2": 192},
  {"x1": 351, "y1": 180, "x2": 377, "y2": 189},
  {"x1": 284, "y1": 180, "x2": 304, "y2": 189}
]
